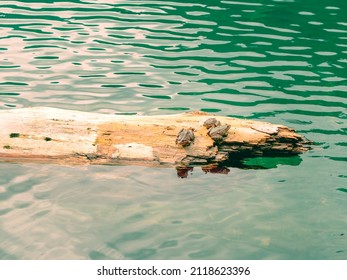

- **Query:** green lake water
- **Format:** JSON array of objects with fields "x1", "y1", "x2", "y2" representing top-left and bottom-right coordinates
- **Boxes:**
[{"x1": 0, "y1": 0, "x2": 346, "y2": 259}]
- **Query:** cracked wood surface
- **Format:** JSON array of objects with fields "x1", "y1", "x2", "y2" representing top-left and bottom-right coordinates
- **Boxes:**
[{"x1": 0, "y1": 107, "x2": 311, "y2": 167}]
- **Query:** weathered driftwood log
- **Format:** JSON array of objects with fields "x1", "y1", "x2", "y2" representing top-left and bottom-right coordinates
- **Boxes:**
[{"x1": 0, "y1": 107, "x2": 311, "y2": 170}]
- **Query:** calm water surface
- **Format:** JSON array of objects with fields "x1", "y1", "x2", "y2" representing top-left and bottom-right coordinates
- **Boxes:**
[{"x1": 0, "y1": 0, "x2": 346, "y2": 259}]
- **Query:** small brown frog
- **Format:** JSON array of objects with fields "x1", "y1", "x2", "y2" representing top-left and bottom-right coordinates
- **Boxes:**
[
  {"x1": 203, "y1": 118, "x2": 221, "y2": 129},
  {"x1": 176, "y1": 128, "x2": 195, "y2": 146},
  {"x1": 202, "y1": 165, "x2": 230, "y2": 175},
  {"x1": 208, "y1": 124, "x2": 231, "y2": 141},
  {"x1": 176, "y1": 166, "x2": 194, "y2": 178}
]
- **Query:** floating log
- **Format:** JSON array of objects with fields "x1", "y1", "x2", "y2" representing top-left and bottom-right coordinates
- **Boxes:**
[{"x1": 0, "y1": 107, "x2": 311, "y2": 170}]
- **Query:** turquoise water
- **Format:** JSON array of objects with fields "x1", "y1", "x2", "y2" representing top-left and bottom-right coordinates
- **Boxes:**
[{"x1": 0, "y1": 0, "x2": 346, "y2": 259}]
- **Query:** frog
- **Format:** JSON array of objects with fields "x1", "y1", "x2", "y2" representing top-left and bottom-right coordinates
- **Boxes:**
[
  {"x1": 202, "y1": 164, "x2": 230, "y2": 175},
  {"x1": 208, "y1": 124, "x2": 231, "y2": 141},
  {"x1": 176, "y1": 166, "x2": 194, "y2": 178},
  {"x1": 203, "y1": 117, "x2": 221, "y2": 129},
  {"x1": 176, "y1": 128, "x2": 195, "y2": 146}
]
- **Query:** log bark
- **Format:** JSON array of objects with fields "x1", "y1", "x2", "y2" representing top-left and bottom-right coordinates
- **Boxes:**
[{"x1": 0, "y1": 107, "x2": 311, "y2": 169}]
